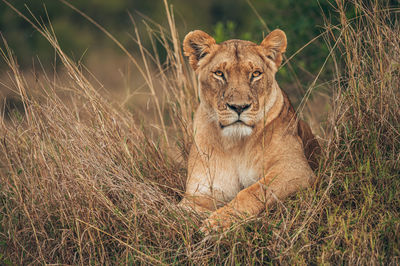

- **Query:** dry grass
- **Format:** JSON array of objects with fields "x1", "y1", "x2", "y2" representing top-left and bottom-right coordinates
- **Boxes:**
[{"x1": 1, "y1": 0, "x2": 399, "y2": 264}]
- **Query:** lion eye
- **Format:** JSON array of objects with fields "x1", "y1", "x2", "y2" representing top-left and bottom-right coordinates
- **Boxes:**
[
  {"x1": 252, "y1": 71, "x2": 262, "y2": 78},
  {"x1": 214, "y1": 70, "x2": 224, "y2": 77}
]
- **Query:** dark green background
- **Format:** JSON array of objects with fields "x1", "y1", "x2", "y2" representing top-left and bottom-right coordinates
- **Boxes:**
[
  {"x1": 0, "y1": 0, "x2": 334, "y2": 68},
  {"x1": 0, "y1": 0, "x2": 398, "y2": 94}
]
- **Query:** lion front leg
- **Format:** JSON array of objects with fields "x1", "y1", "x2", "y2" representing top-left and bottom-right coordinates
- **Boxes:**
[
  {"x1": 179, "y1": 195, "x2": 218, "y2": 214},
  {"x1": 200, "y1": 188, "x2": 264, "y2": 233},
  {"x1": 201, "y1": 167, "x2": 315, "y2": 233}
]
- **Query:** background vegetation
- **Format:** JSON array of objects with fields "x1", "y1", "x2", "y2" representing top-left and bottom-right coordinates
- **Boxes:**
[
  {"x1": 0, "y1": 0, "x2": 345, "y2": 102},
  {"x1": 0, "y1": 0, "x2": 399, "y2": 264}
]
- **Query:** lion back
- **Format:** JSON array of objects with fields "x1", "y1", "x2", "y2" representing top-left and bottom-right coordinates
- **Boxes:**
[{"x1": 297, "y1": 119, "x2": 321, "y2": 171}]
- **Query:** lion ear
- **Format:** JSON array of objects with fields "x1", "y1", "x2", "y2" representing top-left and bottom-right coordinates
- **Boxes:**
[
  {"x1": 183, "y1": 30, "x2": 216, "y2": 70},
  {"x1": 260, "y1": 29, "x2": 287, "y2": 67}
]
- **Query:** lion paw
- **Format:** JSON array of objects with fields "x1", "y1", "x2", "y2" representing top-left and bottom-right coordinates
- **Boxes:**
[{"x1": 200, "y1": 206, "x2": 237, "y2": 234}]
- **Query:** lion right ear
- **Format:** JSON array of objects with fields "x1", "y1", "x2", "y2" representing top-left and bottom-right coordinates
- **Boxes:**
[
  {"x1": 260, "y1": 29, "x2": 287, "y2": 67},
  {"x1": 183, "y1": 30, "x2": 216, "y2": 70}
]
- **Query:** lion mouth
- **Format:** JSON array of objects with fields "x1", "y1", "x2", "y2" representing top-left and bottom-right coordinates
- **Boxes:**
[{"x1": 219, "y1": 120, "x2": 253, "y2": 129}]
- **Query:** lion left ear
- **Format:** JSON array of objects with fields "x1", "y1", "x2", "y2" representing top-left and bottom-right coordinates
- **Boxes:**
[
  {"x1": 183, "y1": 30, "x2": 216, "y2": 70},
  {"x1": 260, "y1": 29, "x2": 287, "y2": 67}
]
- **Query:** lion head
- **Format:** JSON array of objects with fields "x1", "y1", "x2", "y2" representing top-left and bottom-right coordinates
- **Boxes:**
[{"x1": 183, "y1": 29, "x2": 287, "y2": 138}]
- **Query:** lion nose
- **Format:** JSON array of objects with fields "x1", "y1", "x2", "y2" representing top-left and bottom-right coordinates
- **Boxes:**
[{"x1": 226, "y1": 103, "x2": 251, "y2": 115}]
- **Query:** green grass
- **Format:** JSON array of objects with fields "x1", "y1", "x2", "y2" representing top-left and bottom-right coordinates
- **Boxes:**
[{"x1": 0, "y1": 0, "x2": 399, "y2": 264}]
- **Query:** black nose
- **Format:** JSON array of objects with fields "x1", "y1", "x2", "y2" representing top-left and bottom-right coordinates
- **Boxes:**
[{"x1": 226, "y1": 103, "x2": 251, "y2": 115}]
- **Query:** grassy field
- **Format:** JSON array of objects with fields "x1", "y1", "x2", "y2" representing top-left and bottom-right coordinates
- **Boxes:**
[{"x1": 0, "y1": 0, "x2": 399, "y2": 264}]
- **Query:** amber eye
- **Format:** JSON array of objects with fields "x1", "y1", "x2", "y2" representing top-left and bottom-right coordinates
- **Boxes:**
[
  {"x1": 214, "y1": 70, "x2": 224, "y2": 77},
  {"x1": 252, "y1": 71, "x2": 262, "y2": 78}
]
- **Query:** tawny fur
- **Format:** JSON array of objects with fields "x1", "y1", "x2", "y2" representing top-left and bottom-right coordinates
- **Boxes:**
[{"x1": 181, "y1": 29, "x2": 320, "y2": 232}]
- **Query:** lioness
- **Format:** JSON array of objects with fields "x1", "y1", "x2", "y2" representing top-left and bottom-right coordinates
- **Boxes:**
[{"x1": 181, "y1": 29, "x2": 320, "y2": 232}]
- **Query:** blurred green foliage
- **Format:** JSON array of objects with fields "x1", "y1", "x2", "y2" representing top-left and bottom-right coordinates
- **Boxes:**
[
  {"x1": 0, "y1": 0, "x2": 162, "y2": 66},
  {"x1": 1, "y1": 0, "x2": 398, "y2": 92},
  {"x1": 0, "y1": 0, "x2": 332, "y2": 65}
]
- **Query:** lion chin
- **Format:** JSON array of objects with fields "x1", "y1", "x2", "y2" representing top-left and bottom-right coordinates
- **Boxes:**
[{"x1": 220, "y1": 122, "x2": 253, "y2": 138}]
